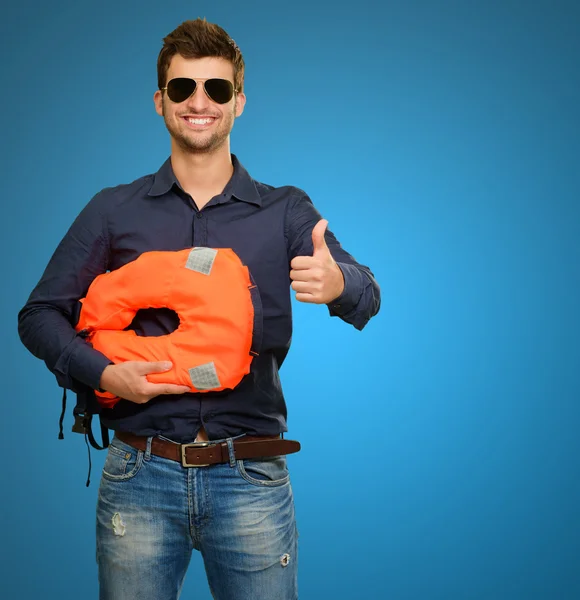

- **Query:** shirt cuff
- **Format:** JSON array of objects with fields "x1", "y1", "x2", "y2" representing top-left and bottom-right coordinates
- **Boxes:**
[
  {"x1": 68, "y1": 342, "x2": 113, "y2": 391},
  {"x1": 326, "y1": 262, "x2": 365, "y2": 317}
]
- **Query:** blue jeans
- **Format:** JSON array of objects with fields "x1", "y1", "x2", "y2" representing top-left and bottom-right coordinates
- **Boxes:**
[{"x1": 96, "y1": 435, "x2": 298, "y2": 600}]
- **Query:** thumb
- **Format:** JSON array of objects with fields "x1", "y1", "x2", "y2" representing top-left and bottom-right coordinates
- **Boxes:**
[
  {"x1": 311, "y1": 219, "x2": 329, "y2": 256},
  {"x1": 139, "y1": 361, "x2": 173, "y2": 374}
]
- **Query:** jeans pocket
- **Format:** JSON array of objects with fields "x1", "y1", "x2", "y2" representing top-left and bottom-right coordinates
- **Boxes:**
[
  {"x1": 236, "y1": 455, "x2": 290, "y2": 487},
  {"x1": 102, "y1": 438, "x2": 144, "y2": 482}
]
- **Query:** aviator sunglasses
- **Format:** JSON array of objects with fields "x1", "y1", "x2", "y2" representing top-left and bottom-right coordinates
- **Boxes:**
[{"x1": 161, "y1": 77, "x2": 237, "y2": 104}]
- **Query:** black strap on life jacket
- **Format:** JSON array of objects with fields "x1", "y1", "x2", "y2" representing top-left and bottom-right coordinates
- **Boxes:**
[
  {"x1": 249, "y1": 272, "x2": 263, "y2": 358},
  {"x1": 58, "y1": 388, "x2": 67, "y2": 440},
  {"x1": 58, "y1": 387, "x2": 110, "y2": 486}
]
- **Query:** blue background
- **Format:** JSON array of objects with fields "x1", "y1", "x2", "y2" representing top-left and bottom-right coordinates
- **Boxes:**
[{"x1": 1, "y1": 0, "x2": 579, "y2": 598}]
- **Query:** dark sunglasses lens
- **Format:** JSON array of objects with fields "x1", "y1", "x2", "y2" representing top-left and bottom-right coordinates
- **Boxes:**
[
  {"x1": 166, "y1": 78, "x2": 197, "y2": 103},
  {"x1": 204, "y1": 79, "x2": 234, "y2": 104}
]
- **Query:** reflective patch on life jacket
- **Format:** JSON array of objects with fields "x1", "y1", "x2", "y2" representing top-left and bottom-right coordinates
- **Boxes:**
[
  {"x1": 185, "y1": 247, "x2": 217, "y2": 275},
  {"x1": 188, "y1": 361, "x2": 221, "y2": 390}
]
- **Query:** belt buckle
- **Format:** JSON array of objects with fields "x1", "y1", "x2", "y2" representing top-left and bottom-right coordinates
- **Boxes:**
[{"x1": 181, "y1": 441, "x2": 211, "y2": 468}]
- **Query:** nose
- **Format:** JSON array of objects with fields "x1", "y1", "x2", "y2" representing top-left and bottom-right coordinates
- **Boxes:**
[{"x1": 185, "y1": 82, "x2": 211, "y2": 113}]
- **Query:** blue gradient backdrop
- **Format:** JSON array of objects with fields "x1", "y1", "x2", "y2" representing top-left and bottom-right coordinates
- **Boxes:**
[{"x1": 1, "y1": 1, "x2": 579, "y2": 599}]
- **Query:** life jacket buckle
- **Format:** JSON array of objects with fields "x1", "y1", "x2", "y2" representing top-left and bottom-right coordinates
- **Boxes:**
[{"x1": 72, "y1": 414, "x2": 89, "y2": 435}]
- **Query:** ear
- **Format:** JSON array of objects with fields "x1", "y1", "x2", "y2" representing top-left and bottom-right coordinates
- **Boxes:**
[
  {"x1": 153, "y1": 90, "x2": 164, "y2": 117},
  {"x1": 234, "y1": 91, "x2": 246, "y2": 118}
]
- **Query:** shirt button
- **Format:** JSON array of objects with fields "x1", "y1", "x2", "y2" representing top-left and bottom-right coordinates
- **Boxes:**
[{"x1": 196, "y1": 212, "x2": 203, "y2": 219}]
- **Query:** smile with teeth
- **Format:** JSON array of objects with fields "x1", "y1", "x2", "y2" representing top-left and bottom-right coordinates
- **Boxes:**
[{"x1": 183, "y1": 116, "x2": 216, "y2": 125}]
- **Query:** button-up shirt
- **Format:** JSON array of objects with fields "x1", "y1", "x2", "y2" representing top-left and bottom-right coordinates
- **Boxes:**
[{"x1": 18, "y1": 155, "x2": 380, "y2": 442}]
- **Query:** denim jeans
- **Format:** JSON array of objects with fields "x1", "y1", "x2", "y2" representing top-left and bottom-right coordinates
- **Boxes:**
[{"x1": 96, "y1": 435, "x2": 298, "y2": 600}]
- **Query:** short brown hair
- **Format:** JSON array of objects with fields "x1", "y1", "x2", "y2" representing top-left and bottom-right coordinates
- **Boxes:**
[{"x1": 157, "y1": 18, "x2": 245, "y2": 93}]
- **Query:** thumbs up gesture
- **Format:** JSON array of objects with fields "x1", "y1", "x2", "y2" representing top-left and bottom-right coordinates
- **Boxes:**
[{"x1": 290, "y1": 219, "x2": 345, "y2": 304}]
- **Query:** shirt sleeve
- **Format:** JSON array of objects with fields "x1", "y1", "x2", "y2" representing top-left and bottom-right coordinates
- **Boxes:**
[
  {"x1": 285, "y1": 191, "x2": 381, "y2": 331},
  {"x1": 17, "y1": 191, "x2": 113, "y2": 391}
]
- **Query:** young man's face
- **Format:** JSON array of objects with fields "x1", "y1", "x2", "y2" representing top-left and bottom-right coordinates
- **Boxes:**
[{"x1": 154, "y1": 55, "x2": 245, "y2": 154}]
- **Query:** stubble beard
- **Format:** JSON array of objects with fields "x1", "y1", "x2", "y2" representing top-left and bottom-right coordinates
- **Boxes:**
[{"x1": 162, "y1": 97, "x2": 236, "y2": 155}]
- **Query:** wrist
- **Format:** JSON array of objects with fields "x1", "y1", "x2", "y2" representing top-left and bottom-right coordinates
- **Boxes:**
[
  {"x1": 332, "y1": 263, "x2": 345, "y2": 300},
  {"x1": 99, "y1": 363, "x2": 115, "y2": 392}
]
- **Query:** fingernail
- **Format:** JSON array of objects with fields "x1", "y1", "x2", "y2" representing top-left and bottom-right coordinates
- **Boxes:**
[{"x1": 163, "y1": 362, "x2": 172, "y2": 368}]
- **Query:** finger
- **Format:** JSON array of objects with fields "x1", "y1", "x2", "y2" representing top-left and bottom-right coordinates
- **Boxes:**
[
  {"x1": 291, "y1": 280, "x2": 314, "y2": 293},
  {"x1": 144, "y1": 382, "x2": 190, "y2": 395},
  {"x1": 295, "y1": 292, "x2": 317, "y2": 304},
  {"x1": 311, "y1": 219, "x2": 329, "y2": 256},
  {"x1": 289, "y1": 269, "x2": 312, "y2": 282},
  {"x1": 160, "y1": 384, "x2": 191, "y2": 395},
  {"x1": 290, "y1": 256, "x2": 315, "y2": 270},
  {"x1": 137, "y1": 361, "x2": 173, "y2": 374}
]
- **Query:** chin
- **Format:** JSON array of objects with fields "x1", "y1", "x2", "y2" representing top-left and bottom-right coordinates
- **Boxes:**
[{"x1": 178, "y1": 136, "x2": 226, "y2": 154}]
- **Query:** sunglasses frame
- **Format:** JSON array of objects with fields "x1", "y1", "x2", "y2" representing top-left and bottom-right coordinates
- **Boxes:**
[{"x1": 161, "y1": 77, "x2": 239, "y2": 104}]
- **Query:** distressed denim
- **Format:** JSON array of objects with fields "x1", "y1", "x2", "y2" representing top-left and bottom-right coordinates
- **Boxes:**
[{"x1": 96, "y1": 435, "x2": 298, "y2": 600}]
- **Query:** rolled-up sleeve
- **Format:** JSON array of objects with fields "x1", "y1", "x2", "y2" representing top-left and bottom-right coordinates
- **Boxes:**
[
  {"x1": 285, "y1": 192, "x2": 381, "y2": 330},
  {"x1": 17, "y1": 191, "x2": 113, "y2": 391}
]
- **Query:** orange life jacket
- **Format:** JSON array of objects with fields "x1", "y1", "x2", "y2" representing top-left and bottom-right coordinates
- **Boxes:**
[{"x1": 76, "y1": 247, "x2": 261, "y2": 408}]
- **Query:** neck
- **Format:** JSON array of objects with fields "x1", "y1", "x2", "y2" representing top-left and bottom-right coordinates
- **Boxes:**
[{"x1": 170, "y1": 140, "x2": 234, "y2": 205}]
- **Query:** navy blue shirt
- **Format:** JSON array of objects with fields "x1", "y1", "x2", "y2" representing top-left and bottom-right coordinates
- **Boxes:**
[{"x1": 18, "y1": 156, "x2": 380, "y2": 442}]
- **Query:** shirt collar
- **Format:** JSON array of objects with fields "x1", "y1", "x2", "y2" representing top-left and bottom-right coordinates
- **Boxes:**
[{"x1": 147, "y1": 154, "x2": 262, "y2": 207}]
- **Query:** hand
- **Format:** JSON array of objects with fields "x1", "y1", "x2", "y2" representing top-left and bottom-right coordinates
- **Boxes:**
[
  {"x1": 290, "y1": 219, "x2": 345, "y2": 304},
  {"x1": 99, "y1": 361, "x2": 190, "y2": 404}
]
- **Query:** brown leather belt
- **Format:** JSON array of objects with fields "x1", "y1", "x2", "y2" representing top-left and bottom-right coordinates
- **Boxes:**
[{"x1": 116, "y1": 431, "x2": 301, "y2": 467}]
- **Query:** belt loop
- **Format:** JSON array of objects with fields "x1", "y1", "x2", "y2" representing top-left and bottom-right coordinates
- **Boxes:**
[
  {"x1": 226, "y1": 437, "x2": 236, "y2": 467},
  {"x1": 144, "y1": 436, "x2": 153, "y2": 461}
]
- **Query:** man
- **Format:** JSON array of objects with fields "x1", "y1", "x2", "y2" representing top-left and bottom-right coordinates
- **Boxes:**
[{"x1": 18, "y1": 18, "x2": 380, "y2": 600}]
